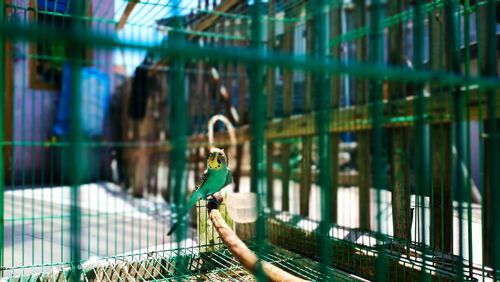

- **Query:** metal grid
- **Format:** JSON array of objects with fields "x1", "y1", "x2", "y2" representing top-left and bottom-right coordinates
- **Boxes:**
[{"x1": 5, "y1": 241, "x2": 365, "y2": 281}]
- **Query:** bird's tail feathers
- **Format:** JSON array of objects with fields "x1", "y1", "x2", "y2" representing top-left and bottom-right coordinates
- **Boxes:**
[
  {"x1": 188, "y1": 190, "x2": 203, "y2": 210},
  {"x1": 167, "y1": 222, "x2": 179, "y2": 236},
  {"x1": 167, "y1": 191, "x2": 203, "y2": 236}
]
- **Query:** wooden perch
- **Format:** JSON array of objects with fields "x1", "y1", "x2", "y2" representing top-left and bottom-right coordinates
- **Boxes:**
[{"x1": 208, "y1": 208, "x2": 309, "y2": 282}]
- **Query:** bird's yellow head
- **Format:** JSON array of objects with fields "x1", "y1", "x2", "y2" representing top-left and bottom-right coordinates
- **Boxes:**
[{"x1": 207, "y1": 147, "x2": 227, "y2": 170}]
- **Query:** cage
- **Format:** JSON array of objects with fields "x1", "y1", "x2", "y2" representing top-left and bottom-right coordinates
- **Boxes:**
[{"x1": 1, "y1": 0, "x2": 500, "y2": 281}]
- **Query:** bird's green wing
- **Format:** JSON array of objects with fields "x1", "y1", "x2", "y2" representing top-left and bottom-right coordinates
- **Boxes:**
[
  {"x1": 195, "y1": 170, "x2": 209, "y2": 191},
  {"x1": 187, "y1": 190, "x2": 203, "y2": 210},
  {"x1": 224, "y1": 169, "x2": 233, "y2": 187}
]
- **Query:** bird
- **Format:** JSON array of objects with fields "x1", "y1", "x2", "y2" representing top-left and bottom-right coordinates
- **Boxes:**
[{"x1": 167, "y1": 147, "x2": 232, "y2": 236}]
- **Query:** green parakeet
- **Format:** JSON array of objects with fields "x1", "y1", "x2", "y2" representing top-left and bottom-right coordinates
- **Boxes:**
[{"x1": 167, "y1": 147, "x2": 232, "y2": 236}]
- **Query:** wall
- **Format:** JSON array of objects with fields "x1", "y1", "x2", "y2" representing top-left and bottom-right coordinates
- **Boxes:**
[{"x1": 7, "y1": 0, "x2": 115, "y2": 186}]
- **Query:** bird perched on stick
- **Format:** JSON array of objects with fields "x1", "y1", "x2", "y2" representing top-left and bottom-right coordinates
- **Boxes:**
[{"x1": 167, "y1": 147, "x2": 232, "y2": 236}]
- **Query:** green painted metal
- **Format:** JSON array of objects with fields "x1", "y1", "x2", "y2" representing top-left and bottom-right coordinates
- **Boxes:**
[
  {"x1": 249, "y1": 0, "x2": 267, "y2": 280},
  {"x1": 2, "y1": 20, "x2": 500, "y2": 88},
  {"x1": 308, "y1": 0, "x2": 333, "y2": 276},
  {"x1": 368, "y1": 0, "x2": 390, "y2": 281},
  {"x1": 445, "y1": 2, "x2": 469, "y2": 279},
  {"x1": 68, "y1": 1, "x2": 86, "y2": 280},
  {"x1": 413, "y1": 1, "x2": 431, "y2": 281},
  {"x1": 167, "y1": 0, "x2": 189, "y2": 256},
  {"x1": 0, "y1": 0, "x2": 5, "y2": 277}
]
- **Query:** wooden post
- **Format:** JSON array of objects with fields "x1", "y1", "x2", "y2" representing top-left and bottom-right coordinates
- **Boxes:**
[
  {"x1": 431, "y1": 125, "x2": 452, "y2": 252},
  {"x1": 389, "y1": 0, "x2": 411, "y2": 241},
  {"x1": 194, "y1": 61, "x2": 205, "y2": 183},
  {"x1": 233, "y1": 17, "x2": 248, "y2": 193},
  {"x1": 0, "y1": 1, "x2": 8, "y2": 273},
  {"x1": 266, "y1": 0, "x2": 276, "y2": 209},
  {"x1": 355, "y1": 0, "x2": 371, "y2": 230},
  {"x1": 205, "y1": 64, "x2": 211, "y2": 134},
  {"x1": 478, "y1": 1, "x2": 499, "y2": 268},
  {"x1": 224, "y1": 18, "x2": 235, "y2": 126},
  {"x1": 187, "y1": 62, "x2": 196, "y2": 192},
  {"x1": 429, "y1": 3, "x2": 453, "y2": 253},
  {"x1": 279, "y1": 9, "x2": 296, "y2": 212},
  {"x1": 214, "y1": 22, "x2": 222, "y2": 118},
  {"x1": 222, "y1": 19, "x2": 238, "y2": 125},
  {"x1": 299, "y1": 12, "x2": 314, "y2": 217},
  {"x1": 3, "y1": 4, "x2": 13, "y2": 186}
]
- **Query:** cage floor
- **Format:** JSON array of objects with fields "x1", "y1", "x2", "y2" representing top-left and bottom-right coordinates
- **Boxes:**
[{"x1": 4, "y1": 243, "x2": 366, "y2": 281}]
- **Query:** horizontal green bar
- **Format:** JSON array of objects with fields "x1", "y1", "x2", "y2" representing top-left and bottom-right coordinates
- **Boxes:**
[
  {"x1": 4, "y1": 210, "x2": 165, "y2": 222},
  {"x1": 1, "y1": 21, "x2": 499, "y2": 89},
  {"x1": 0, "y1": 141, "x2": 172, "y2": 148}
]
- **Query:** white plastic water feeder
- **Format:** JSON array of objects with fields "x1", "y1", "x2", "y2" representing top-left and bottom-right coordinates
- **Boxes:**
[{"x1": 226, "y1": 192, "x2": 258, "y2": 224}]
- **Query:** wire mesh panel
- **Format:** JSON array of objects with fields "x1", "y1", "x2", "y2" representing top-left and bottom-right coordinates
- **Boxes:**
[{"x1": 1, "y1": 0, "x2": 499, "y2": 281}]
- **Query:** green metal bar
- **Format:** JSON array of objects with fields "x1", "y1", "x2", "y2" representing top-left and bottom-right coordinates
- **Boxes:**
[
  {"x1": 369, "y1": 0, "x2": 388, "y2": 280},
  {"x1": 68, "y1": 1, "x2": 86, "y2": 280},
  {"x1": 168, "y1": 0, "x2": 188, "y2": 247},
  {"x1": 0, "y1": 0, "x2": 5, "y2": 277},
  {"x1": 1, "y1": 21, "x2": 499, "y2": 89},
  {"x1": 413, "y1": 0, "x2": 431, "y2": 280},
  {"x1": 463, "y1": 0, "x2": 474, "y2": 278},
  {"x1": 249, "y1": 0, "x2": 267, "y2": 280},
  {"x1": 443, "y1": 1, "x2": 466, "y2": 280},
  {"x1": 310, "y1": 0, "x2": 332, "y2": 277}
]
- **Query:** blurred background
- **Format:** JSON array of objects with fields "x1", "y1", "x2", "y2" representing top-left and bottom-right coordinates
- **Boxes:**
[{"x1": 1, "y1": 0, "x2": 500, "y2": 281}]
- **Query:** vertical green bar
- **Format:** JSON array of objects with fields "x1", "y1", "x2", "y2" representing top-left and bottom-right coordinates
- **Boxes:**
[
  {"x1": 443, "y1": 1, "x2": 466, "y2": 280},
  {"x1": 413, "y1": 0, "x2": 431, "y2": 281},
  {"x1": 68, "y1": 1, "x2": 85, "y2": 279},
  {"x1": 168, "y1": 0, "x2": 188, "y2": 246},
  {"x1": 463, "y1": 0, "x2": 474, "y2": 277},
  {"x1": 249, "y1": 0, "x2": 266, "y2": 280},
  {"x1": 368, "y1": 0, "x2": 387, "y2": 281},
  {"x1": 0, "y1": 0, "x2": 5, "y2": 276},
  {"x1": 311, "y1": 0, "x2": 332, "y2": 276}
]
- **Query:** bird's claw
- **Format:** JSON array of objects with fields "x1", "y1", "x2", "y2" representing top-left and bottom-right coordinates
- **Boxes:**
[
  {"x1": 207, "y1": 196, "x2": 217, "y2": 204},
  {"x1": 206, "y1": 195, "x2": 224, "y2": 211}
]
